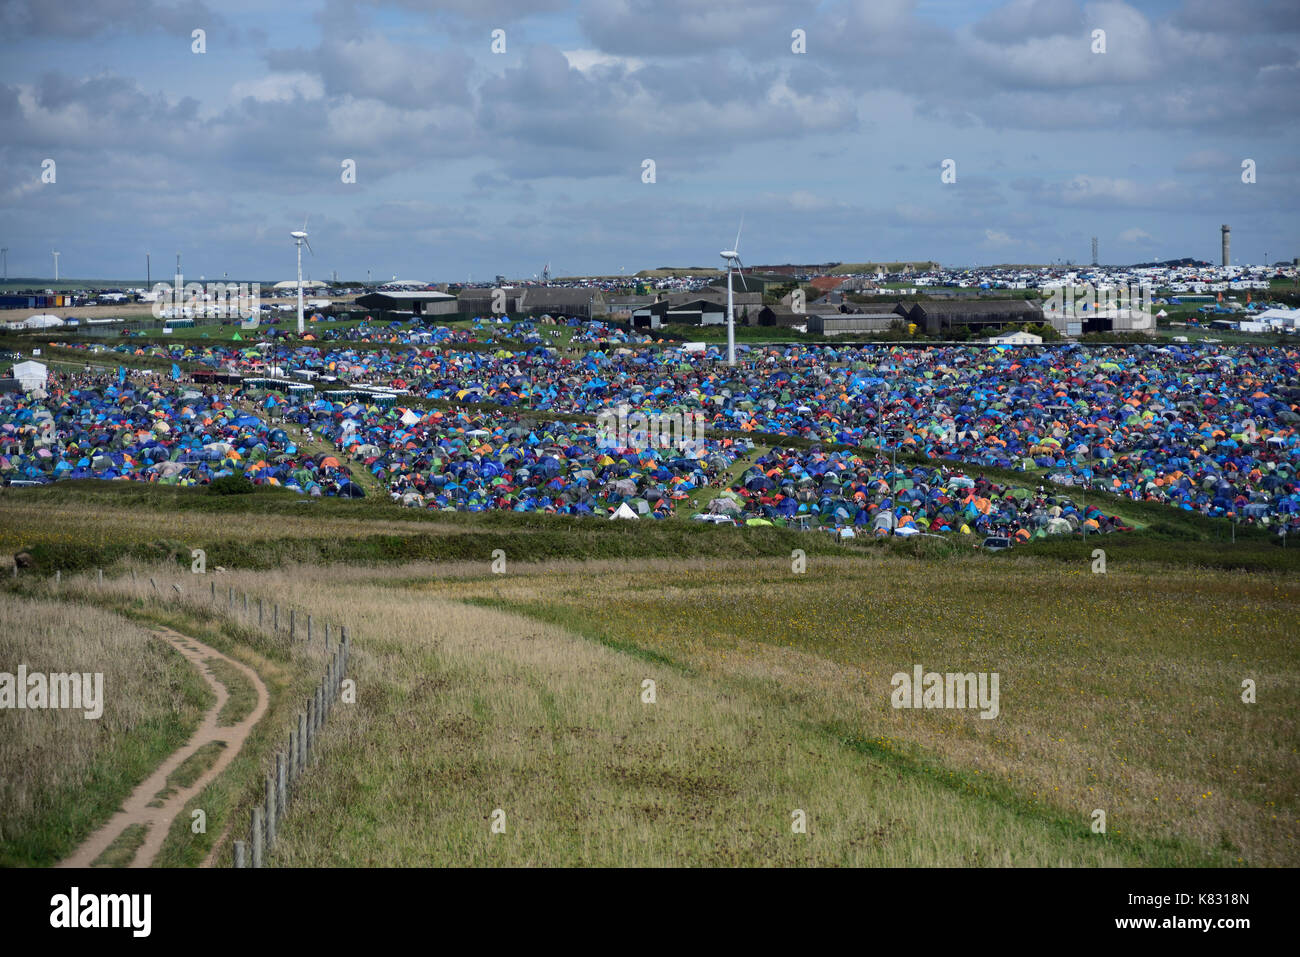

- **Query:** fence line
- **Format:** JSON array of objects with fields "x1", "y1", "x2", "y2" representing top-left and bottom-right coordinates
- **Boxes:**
[
  {"x1": 34, "y1": 566, "x2": 354, "y2": 870},
  {"x1": 235, "y1": 625, "x2": 350, "y2": 867}
]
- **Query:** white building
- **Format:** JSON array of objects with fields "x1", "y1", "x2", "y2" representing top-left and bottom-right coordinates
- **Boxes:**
[{"x1": 988, "y1": 331, "x2": 1042, "y2": 345}]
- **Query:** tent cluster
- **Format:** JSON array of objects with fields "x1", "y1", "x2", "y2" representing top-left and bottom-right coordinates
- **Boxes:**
[
  {"x1": 0, "y1": 384, "x2": 364, "y2": 496},
  {"x1": 43, "y1": 335, "x2": 1300, "y2": 524},
  {"x1": 288, "y1": 402, "x2": 749, "y2": 516},
  {"x1": 713, "y1": 447, "x2": 1131, "y2": 538}
]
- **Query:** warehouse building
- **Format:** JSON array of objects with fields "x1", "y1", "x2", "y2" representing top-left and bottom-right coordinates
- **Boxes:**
[
  {"x1": 806, "y1": 313, "x2": 900, "y2": 335},
  {"x1": 898, "y1": 299, "x2": 1050, "y2": 335},
  {"x1": 355, "y1": 290, "x2": 459, "y2": 316}
]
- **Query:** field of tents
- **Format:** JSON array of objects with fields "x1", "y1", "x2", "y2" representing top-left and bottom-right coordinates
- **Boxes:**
[{"x1": 2, "y1": 320, "x2": 1298, "y2": 869}]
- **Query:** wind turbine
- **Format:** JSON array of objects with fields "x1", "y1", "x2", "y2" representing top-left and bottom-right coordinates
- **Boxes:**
[
  {"x1": 720, "y1": 216, "x2": 746, "y2": 366},
  {"x1": 290, "y1": 216, "x2": 312, "y2": 335},
  {"x1": 52, "y1": 250, "x2": 60, "y2": 282}
]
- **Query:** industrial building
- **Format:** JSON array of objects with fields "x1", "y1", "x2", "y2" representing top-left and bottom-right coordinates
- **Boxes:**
[
  {"x1": 355, "y1": 290, "x2": 458, "y2": 316},
  {"x1": 898, "y1": 299, "x2": 1048, "y2": 336},
  {"x1": 806, "y1": 314, "x2": 899, "y2": 335}
]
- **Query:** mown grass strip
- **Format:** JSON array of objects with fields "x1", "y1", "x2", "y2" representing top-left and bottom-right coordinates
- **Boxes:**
[{"x1": 89, "y1": 823, "x2": 149, "y2": 868}]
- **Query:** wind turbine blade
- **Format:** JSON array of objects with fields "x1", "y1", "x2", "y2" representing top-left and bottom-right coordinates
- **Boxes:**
[
  {"x1": 733, "y1": 215, "x2": 744, "y2": 254},
  {"x1": 304, "y1": 238, "x2": 314, "y2": 255},
  {"x1": 303, "y1": 214, "x2": 309, "y2": 233},
  {"x1": 736, "y1": 260, "x2": 747, "y2": 291}
]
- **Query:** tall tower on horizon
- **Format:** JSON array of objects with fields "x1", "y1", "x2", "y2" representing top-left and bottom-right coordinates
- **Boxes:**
[
  {"x1": 1221, "y1": 225, "x2": 1230, "y2": 267},
  {"x1": 1091, "y1": 237, "x2": 1098, "y2": 266}
]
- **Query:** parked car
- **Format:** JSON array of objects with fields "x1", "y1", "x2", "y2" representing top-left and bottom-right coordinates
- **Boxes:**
[{"x1": 981, "y1": 536, "x2": 1013, "y2": 552}]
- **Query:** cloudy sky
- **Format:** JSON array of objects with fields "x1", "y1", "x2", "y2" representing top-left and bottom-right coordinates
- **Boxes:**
[{"x1": 1, "y1": 0, "x2": 1297, "y2": 282}]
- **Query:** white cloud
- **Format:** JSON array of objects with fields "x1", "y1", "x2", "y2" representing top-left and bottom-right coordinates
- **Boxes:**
[
  {"x1": 230, "y1": 72, "x2": 324, "y2": 103},
  {"x1": 561, "y1": 49, "x2": 644, "y2": 72}
]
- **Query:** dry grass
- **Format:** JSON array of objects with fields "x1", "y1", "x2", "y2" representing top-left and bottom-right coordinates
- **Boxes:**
[
  {"x1": 9, "y1": 552, "x2": 1295, "y2": 867},
  {"x1": 0, "y1": 501, "x2": 456, "y2": 554},
  {"x1": 409, "y1": 556, "x2": 1300, "y2": 866},
  {"x1": 227, "y1": 564, "x2": 1140, "y2": 865},
  {"x1": 35, "y1": 565, "x2": 338, "y2": 868},
  {"x1": 0, "y1": 593, "x2": 209, "y2": 865}
]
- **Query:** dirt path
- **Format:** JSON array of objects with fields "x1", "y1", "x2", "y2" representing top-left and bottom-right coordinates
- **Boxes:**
[
  {"x1": 57, "y1": 626, "x2": 269, "y2": 868},
  {"x1": 232, "y1": 396, "x2": 388, "y2": 500}
]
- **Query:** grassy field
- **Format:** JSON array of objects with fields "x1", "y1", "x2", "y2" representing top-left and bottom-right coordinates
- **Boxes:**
[
  {"x1": 2, "y1": 499, "x2": 1296, "y2": 866},
  {"x1": 256, "y1": 563, "x2": 1132, "y2": 865},
  {"x1": 226, "y1": 554, "x2": 1296, "y2": 866},
  {"x1": 3, "y1": 566, "x2": 347, "y2": 868},
  {"x1": 407, "y1": 558, "x2": 1298, "y2": 865},
  {"x1": 0, "y1": 594, "x2": 210, "y2": 866}
]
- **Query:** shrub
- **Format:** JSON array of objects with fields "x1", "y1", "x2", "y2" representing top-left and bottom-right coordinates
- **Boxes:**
[{"x1": 208, "y1": 476, "x2": 255, "y2": 496}]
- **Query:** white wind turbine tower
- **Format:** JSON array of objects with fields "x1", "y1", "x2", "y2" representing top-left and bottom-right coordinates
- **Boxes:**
[
  {"x1": 290, "y1": 216, "x2": 312, "y2": 335},
  {"x1": 52, "y1": 250, "x2": 60, "y2": 282},
  {"x1": 720, "y1": 216, "x2": 747, "y2": 366}
]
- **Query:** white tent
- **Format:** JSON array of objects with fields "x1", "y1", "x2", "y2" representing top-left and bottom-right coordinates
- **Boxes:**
[
  {"x1": 609, "y1": 502, "x2": 640, "y2": 520},
  {"x1": 21, "y1": 314, "x2": 64, "y2": 329},
  {"x1": 273, "y1": 280, "x2": 329, "y2": 291},
  {"x1": 12, "y1": 360, "x2": 48, "y2": 390}
]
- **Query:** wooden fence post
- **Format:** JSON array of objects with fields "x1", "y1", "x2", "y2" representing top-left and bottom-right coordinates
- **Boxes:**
[
  {"x1": 274, "y1": 604, "x2": 279, "y2": 631},
  {"x1": 305, "y1": 702, "x2": 314, "y2": 760},
  {"x1": 265, "y1": 774, "x2": 276, "y2": 852},
  {"x1": 276, "y1": 751, "x2": 287, "y2": 819},
  {"x1": 211, "y1": 580, "x2": 215, "y2": 600},
  {"x1": 289, "y1": 608, "x2": 295, "y2": 641},
  {"x1": 251, "y1": 807, "x2": 264, "y2": 868},
  {"x1": 325, "y1": 622, "x2": 331, "y2": 648},
  {"x1": 98, "y1": 568, "x2": 103, "y2": 588},
  {"x1": 297, "y1": 713, "x2": 307, "y2": 775},
  {"x1": 55, "y1": 570, "x2": 61, "y2": 588},
  {"x1": 233, "y1": 841, "x2": 247, "y2": 868},
  {"x1": 288, "y1": 728, "x2": 298, "y2": 783},
  {"x1": 307, "y1": 614, "x2": 312, "y2": 644},
  {"x1": 258, "y1": 597, "x2": 263, "y2": 629}
]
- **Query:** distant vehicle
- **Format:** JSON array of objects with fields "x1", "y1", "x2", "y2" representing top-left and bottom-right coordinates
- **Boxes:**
[
  {"x1": 691, "y1": 513, "x2": 736, "y2": 525},
  {"x1": 981, "y1": 536, "x2": 1014, "y2": 551}
]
